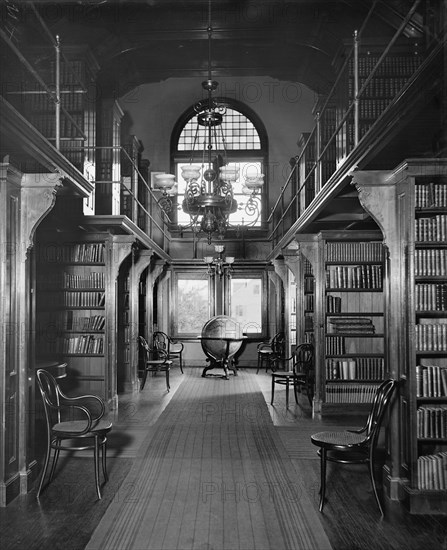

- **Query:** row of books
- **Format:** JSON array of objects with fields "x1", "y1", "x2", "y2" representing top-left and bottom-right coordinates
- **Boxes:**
[
  {"x1": 349, "y1": 53, "x2": 422, "y2": 77},
  {"x1": 63, "y1": 271, "x2": 105, "y2": 289},
  {"x1": 326, "y1": 295, "x2": 342, "y2": 313},
  {"x1": 304, "y1": 315, "x2": 313, "y2": 332},
  {"x1": 325, "y1": 242, "x2": 383, "y2": 262},
  {"x1": 305, "y1": 294, "x2": 314, "y2": 312},
  {"x1": 304, "y1": 277, "x2": 315, "y2": 293},
  {"x1": 326, "y1": 336, "x2": 346, "y2": 355},
  {"x1": 415, "y1": 324, "x2": 447, "y2": 352},
  {"x1": 414, "y1": 215, "x2": 447, "y2": 242},
  {"x1": 326, "y1": 264, "x2": 382, "y2": 289},
  {"x1": 39, "y1": 243, "x2": 105, "y2": 264},
  {"x1": 325, "y1": 383, "x2": 380, "y2": 403},
  {"x1": 415, "y1": 182, "x2": 447, "y2": 208},
  {"x1": 30, "y1": 112, "x2": 85, "y2": 139},
  {"x1": 41, "y1": 291, "x2": 105, "y2": 308},
  {"x1": 417, "y1": 406, "x2": 447, "y2": 439},
  {"x1": 415, "y1": 284, "x2": 447, "y2": 311},
  {"x1": 348, "y1": 78, "x2": 412, "y2": 99},
  {"x1": 62, "y1": 335, "x2": 104, "y2": 355},
  {"x1": 327, "y1": 317, "x2": 375, "y2": 334},
  {"x1": 417, "y1": 452, "x2": 447, "y2": 490},
  {"x1": 416, "y1": 365, "x2": 447, "y2": 397},
  {"x1": 357, "y1": 99, "x2": 394, "y2": 120},
  {"x1": 326, "y1": 357, "x2": 384, "y2": 380},
  {"x1": 414, "y1": 249, "x2": 446, "y2": 277}
]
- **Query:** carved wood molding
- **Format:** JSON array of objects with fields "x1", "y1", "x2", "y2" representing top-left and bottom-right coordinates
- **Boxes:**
[
  {"x1": 350, "y1": 170, "x2": 396, "y2": 249},
  {"x1": 20, "y1": 173, "x2": 64, "y2": 259}
]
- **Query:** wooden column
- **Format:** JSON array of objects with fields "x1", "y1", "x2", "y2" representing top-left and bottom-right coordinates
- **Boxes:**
[
  {"x1": 0, "y1": 163, "x2": 62, "y2": 506},
  {"x1": 105, "y1": 235, "x2": 135, "y2": 408},
  {"x1": 125, "y1": 249, "x2": 153, "y2": 392},
  {"x1": 351, "y1": 168, "x2": 406, "y2": 502}
]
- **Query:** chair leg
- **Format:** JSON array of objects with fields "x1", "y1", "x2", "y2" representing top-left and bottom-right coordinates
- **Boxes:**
[
  {"x1": 140, "y1": 367, "x2": 148, "y2": 391},
  {"x1": 102, "y1": 439, "x2": 108, "y2": 482},
  {"x1": 49, "y1": 443, "x2": 61, "y2": 482},
  {"x1": 293, "y1": 380, "x2": 299, "y2": 404},
  {"x1": 94, "y1": 435, "x2": 102, "y2": 500},
  {"x1": 179, "y1": 353, "x2": 184, "y2": 374},
  {"x1": 285, "y1": 379, "x2": 290, "y2": 408},
  {"x1": 166, "y1": 369, "x2": 170, "y2": 392},
  {"x1": 368, "y1": 454, "x2": 384, "y2": 516},
  {"x1": 37, "y1": 436, "x2": 52, "y2": 498},
  {"x1": 257, "y1": 354, "x2": 261, "y2": 374},
  {"x1": 319, "y1": 448, "x2": 327, "y2": 512},
  {"x1": 271, "y1": 375, "x2": 275, "y2": 405}
]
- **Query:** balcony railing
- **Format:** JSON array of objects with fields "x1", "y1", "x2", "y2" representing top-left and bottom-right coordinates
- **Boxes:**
[{"x1": 267, "y1": 0, "x2": 435, "y2": 249}]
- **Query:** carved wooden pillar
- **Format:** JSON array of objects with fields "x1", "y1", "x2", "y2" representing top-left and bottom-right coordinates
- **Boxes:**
[
  {"x1": 351, "y1": 168, "x2": 406, "y2": 501},
  {"x1": 126, "y1": 249, "x2": 153, "y2": 392},
  {"x1": 0, "y1": 164, "x2": 62, "y2": 506},
  {"x1": 105, "y1": 235, "x2": 135, "y2": 408}
]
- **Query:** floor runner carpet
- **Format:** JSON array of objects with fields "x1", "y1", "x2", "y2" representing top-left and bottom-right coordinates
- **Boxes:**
[{"x1": 86, "y1": 371, "x2": 332, "y2": 550}]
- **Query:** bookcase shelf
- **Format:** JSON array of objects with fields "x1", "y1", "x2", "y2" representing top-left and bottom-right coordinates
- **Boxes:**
[
  {"x1": 318, "y1": 233, "x2": 385, "y2": 412},
  {"x1": 394, "y1": 162, "x2": 447, "y2": 513}
]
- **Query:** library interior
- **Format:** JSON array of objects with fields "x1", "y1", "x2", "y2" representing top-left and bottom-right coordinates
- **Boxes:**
[{"x1": 0, "y1": 1, "x2": 446, "y2": 549}]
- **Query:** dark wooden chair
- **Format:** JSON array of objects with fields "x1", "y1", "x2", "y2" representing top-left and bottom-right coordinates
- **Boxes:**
[
  {"x1": 271, "y1": 343, "x2": 314, "y2": 407},
  {"x1": 256, "y1": 331, "x2": 285, "y2": 373},
  {"x1": 36, "y1": 368, "x2": 112, "y2": 500},
  {"x1": 139, "y1": 335, "x2": 172, "y2": 392},
  {"x1": 310, "y1": 378, "x2": 397, "y2": 516},
  {"x1": 153, "y1": 331, "x2": 184, "y2": 373}
]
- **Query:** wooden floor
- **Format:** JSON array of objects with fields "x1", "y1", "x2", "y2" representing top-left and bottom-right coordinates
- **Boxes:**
[{"x1": 1, "y1": 367, "x2": 446, "y2": 550}]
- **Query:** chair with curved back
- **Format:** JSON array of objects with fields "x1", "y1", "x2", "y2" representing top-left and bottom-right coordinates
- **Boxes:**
[
  {"x1": 153, "y1": 331, "x2": 184, "y2": 373},
  {"x1": 36, "y1": 368, "x2": 112, "y2": 500},
  {"x1": 139, "y1": 335, "x2": 172, "y2": 391},
  {"x1": 270, "y1": 343, "x2": 314, "y2": 407},
  {"x1": 310, "y1": 378, "x2": 397, "y2": 516},
  {"x1": 257, "y1": 331, "x2": 285, "y2": 373}
]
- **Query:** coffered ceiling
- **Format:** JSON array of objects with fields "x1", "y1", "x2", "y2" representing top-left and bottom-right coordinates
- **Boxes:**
[{"x1": 7, "y1": 1, "x2": 425, "y2": 96}]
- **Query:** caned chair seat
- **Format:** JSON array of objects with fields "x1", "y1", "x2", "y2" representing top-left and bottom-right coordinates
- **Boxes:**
[
  {"x1": 310, "y1": 379, "x2": 396, "y2": 516},
  {"x1": 53, "y1": 419, "x2": 113, "y2": 437}
]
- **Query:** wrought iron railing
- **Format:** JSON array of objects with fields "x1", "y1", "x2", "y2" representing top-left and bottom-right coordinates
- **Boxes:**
[{"x1": 267, "y1": 0, "x2": 431, "y2": 249}]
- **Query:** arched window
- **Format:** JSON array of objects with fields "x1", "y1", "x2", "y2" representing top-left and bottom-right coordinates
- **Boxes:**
[{"x1": 171, "y1": 98, "x2": 268, "y2": 228}]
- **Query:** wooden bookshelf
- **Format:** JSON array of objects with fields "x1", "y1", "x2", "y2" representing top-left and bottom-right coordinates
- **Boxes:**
[
  {"x1": 333, "y1": 38, "x2": 423, "y2": 164},
  {"x1": 410, "y1": 170, "x2": 447, "y2": 510},
  {"x1": 351, "y1": 158, "x2": 447, "y2": 515},
  {"x1": 315, "y1": 231, "x2": 385, "y2": 415}
]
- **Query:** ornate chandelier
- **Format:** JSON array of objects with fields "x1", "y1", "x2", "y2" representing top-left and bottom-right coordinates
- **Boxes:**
[{"x1": 153, "y1": 0, "x2": 264, "y2": 245}]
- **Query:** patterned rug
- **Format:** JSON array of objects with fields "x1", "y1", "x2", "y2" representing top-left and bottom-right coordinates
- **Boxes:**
[{"x1": 86, "y1": 371, "x2": 332, "y2": 550}]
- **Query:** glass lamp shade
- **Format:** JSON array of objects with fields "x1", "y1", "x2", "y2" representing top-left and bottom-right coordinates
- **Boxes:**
[
  {"x1": 219, "y1": 165, "x2": 239, "y2": 181},
  {"x1": 244, "y1": 174, "x2": 264, "y2": 190},
  {"x1": 204, "y1": 256, "x2": 214, "y2": 264},
  {"x1": 225, "y1": 256, "x2": 235, "y2": 264},
  {"x1": 181, "y1": 165, "x2": 201, "y2": 180},
  {"x1": 154, "y1": 173, "x2": 176, "y2": 190}
]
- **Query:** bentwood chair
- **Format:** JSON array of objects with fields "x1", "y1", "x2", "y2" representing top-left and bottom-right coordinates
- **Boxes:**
[
  {"x1": 257, "y1": 331, "x2": 285, "y2": 373},
  {"x1": 311, "y1": 378, "x2": 396, "y2": 516},
  {"x1": 153, "y1": 331, "x2": 184, "y2": 373},
  {"x1": 271, "y1": 343, "x2": 314, "y2": 407},
  {"x1": 36, "y1": 369, "x2": 112, "y2": 500},
  {"x1": 139, "y1": 335, "x2": 172, "y2": 391}
]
